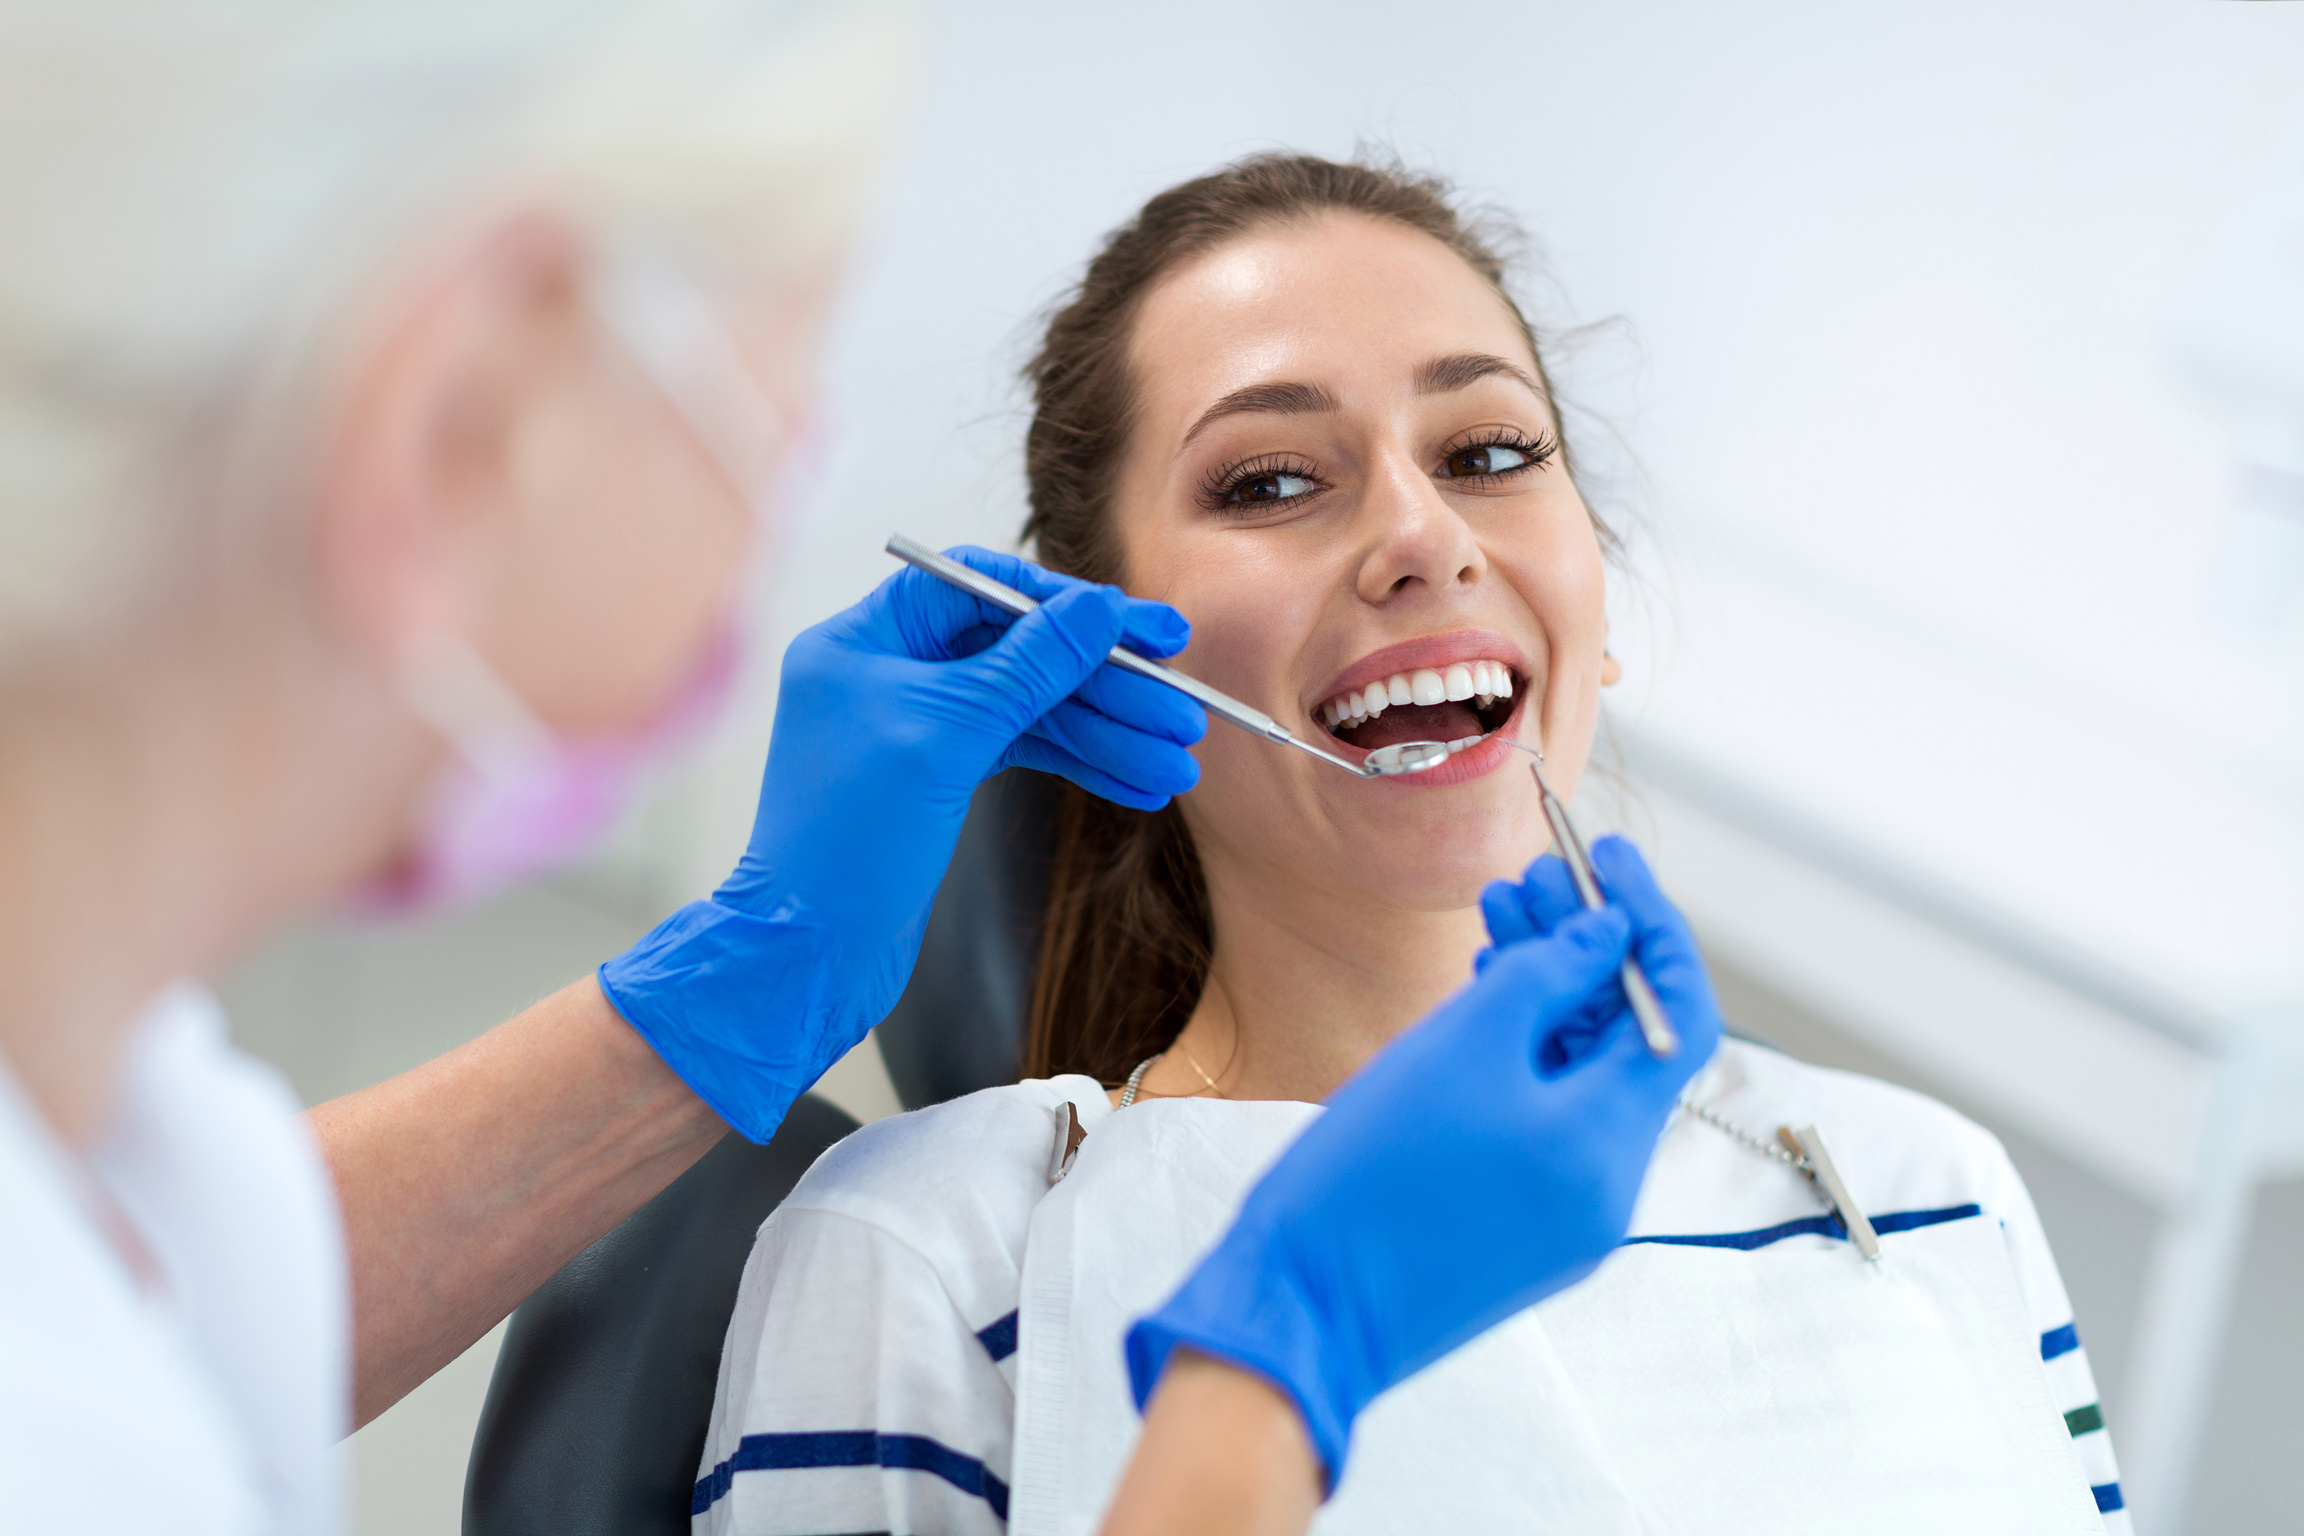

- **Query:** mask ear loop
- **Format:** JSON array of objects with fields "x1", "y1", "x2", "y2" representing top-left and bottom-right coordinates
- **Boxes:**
[
  {"x1": 589, "y1": 233, "x2": 818, "y2": 638},
  {"x1": 588, "y1": 236, "x2": 793, "y2": 520},
  {"x1": 394, "y1": 628, "x2": 555, "y2": 787}
]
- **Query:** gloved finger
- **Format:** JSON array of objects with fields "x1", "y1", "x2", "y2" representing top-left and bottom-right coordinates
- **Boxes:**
[
  {"x1": 1476, "y1": 905, "x2": 1634, "y2": 1044},
  {"x1": 958, "y1": 583, "x2": 1133, "y2": 733},
  {"x1": 1024, "y1": 698, "x2": 1202, "y2": 799},
  {"x1": 1518, "y1": 854, "x2": 1586, "y2": 933},
  {"x1": 940, "y1": 619, "x2": 1012, "y2": 661},
  {"x1": 1479, "y1": 879, "x2": 1540, "y2": 950},
  {"x1": 1065, "y1": 660, "x2": 1209, "y2": 747},
  {"x1": 1537, "y1": 994, "x2": 1648, "y2": 1077},
  {"x1": 1546, "y1": 1005, "x2": 1691, "y2": 1127},
  {"x1": 1004, "y1": 735, "x2": 1176, "y2": 812},
  {"x1": 1587, "y1": 836, "x2": 1683, "y2": 937},
  {"x1": 860, "y1": 555, "x2": 1133, "y2": 664},
  {"x1": 943, "y1": 546, "x2": 1192, "y2": 658},
  {"x1": 1588, "y1": 837, "x2": 1723, "y2": 1058},
  {"x1": 1488, "y1": 854, "x2": 1585, "y2": 944},
  {"x1": 1564, "y1": 983, "x2": 1719, "y2": 1115},
  {"x1": 869, "y1": 564, "x2": 1033, "y2": 661},
  {"x1": 1534, "y1": 989, "x2": 1630, "y2": 1075}
]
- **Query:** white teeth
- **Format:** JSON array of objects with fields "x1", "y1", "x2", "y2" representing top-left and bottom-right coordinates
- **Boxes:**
[
  {"x1": 1320, "y1": 660, "x2": 1517, "y2": 732},
  {"x1": 1448, "y1": 735, "x2": 1483, "y2": 752}
]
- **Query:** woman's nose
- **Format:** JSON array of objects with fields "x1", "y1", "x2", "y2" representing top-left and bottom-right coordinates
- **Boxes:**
[{"x1": 1353, "y1": 451, "x2": 1486, "y2": 603}]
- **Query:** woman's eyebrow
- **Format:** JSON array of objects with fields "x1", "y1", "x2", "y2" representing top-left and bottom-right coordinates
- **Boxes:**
[
  {"x1": 1415, "y1": 352, "x2": 1545, "y2": 399},
  {"x1": 1176, "y1": 356, "x2": 1540, "y2": 450},
  {"x1": 1180, "y1": 380, "x2": 1339, "y2": 447}
]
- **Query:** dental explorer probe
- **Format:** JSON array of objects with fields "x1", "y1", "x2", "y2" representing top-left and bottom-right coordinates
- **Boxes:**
[
  {"x1": 886, "y1": 535, "x2": 1436, "y2": 780},
  {"x1": 1497, "y1": 739, "x2": 1682, "y2": 1058}
]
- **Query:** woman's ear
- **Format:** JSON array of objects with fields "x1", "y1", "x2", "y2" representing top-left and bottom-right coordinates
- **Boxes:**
[
  {"x1": 1601, "y1": 651, "x2": 1622, "y2": 687},
  {"x1": 310, "y1": 208, "x2": 590, "y2": 671}
]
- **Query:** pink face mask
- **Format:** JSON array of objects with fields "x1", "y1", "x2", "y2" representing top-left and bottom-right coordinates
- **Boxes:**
[
  {"x1": 355, "y1": 245, "x2": 803, "y2": 916},
  {"x1": 354, "y1": 624, "x2": 743, "y2": 914}
]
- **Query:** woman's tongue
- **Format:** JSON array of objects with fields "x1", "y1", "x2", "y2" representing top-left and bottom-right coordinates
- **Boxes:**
[{"x1": 1347, "y1": 701, "x2": 1483, "y2": 750}]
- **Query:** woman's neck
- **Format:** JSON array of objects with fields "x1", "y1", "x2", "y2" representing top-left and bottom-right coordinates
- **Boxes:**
[{"x1": 1143, "y1": 860, "x2": 1489, "y2": 1104}]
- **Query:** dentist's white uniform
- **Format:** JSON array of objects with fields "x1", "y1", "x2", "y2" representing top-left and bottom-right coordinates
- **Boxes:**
[{"x1": 0, "y1": 987, "x2": 344, "y2": 1535}]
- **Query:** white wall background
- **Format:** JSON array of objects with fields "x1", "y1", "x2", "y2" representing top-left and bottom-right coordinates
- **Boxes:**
[{"x1": 221, "y1": 3, "x2": 2304, "y2": 1531}]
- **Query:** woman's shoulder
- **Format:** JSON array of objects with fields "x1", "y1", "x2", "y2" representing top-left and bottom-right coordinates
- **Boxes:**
[{"x1": 773, "y1": 1074, "x2": 1112, "y2": 1276}]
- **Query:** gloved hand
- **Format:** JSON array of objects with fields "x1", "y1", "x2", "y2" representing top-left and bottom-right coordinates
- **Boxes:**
[
  {"x1": 602, "y1": 547, "x2": 1206, "y2": 1142},
  {"x1": 1125, "y1": 836, "x2": 1723, "y2": 1488},
  {"x1": 1477, "y1": 836, "x2": 1723, "y2": 1072}
]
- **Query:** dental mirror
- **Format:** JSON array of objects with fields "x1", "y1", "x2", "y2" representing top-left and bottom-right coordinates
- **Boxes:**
[{"x1": 1360, "y1": 740, "x2": 1454, "y2": 776}]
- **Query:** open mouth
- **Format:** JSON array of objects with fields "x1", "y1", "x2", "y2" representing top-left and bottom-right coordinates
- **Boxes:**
[{"x1": 1315, "y1": 659, "x2": 1521, "y2": 756}]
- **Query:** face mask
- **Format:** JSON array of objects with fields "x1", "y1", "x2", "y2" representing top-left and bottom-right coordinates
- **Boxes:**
[{"x1": 354, "y1": 244, "x2": 794, "y2": 915}]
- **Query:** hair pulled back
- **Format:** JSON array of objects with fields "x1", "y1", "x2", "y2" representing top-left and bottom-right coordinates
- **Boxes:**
[{"x1": 1019, "y1": 152, "x2": 1568, "y2": 1083}]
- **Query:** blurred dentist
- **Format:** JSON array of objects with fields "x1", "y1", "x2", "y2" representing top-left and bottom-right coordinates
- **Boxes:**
[{"x1": 0, "y1": 4, "x2": 1716, "y2": 1533}]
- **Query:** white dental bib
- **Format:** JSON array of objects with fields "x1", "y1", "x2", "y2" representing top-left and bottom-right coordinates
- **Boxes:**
[{"x1": 1007, "y1": 1093, "x2": 2104, "y2": 1536}]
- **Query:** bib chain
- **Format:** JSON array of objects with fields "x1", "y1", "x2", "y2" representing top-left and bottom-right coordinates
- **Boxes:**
[{"x1": 1676, "y1": 1094, "x2": 1811, "y2": 1174}]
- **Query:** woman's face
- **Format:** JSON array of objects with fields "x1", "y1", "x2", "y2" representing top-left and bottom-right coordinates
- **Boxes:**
[
  {"x1": 1111, "y1": 213, "x2": 1609, "y2": 914},
  {"x1": 462, "y1": 252, "x2": 834, "y2": 736}
]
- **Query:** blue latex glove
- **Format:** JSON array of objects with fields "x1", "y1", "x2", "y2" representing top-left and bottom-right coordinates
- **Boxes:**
[
  {"x1": 1476, "y1": 836, "x2": 1718, "y2": 1072},
  {"x1": 1124, "y1": 836, "x2": 1723, "y2": 1487},
  {"x1": 602, "y1": 547, "x2": 1206, "y2": 1142}
]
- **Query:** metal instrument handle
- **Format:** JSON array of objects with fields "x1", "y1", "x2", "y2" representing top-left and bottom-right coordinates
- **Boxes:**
[
  {"x1": 1527, "y1": 760, "x2": 1681, "y2": 1058},
  {"x1": 886, "y1": 534, "x2": 1377, "y2": 778}
]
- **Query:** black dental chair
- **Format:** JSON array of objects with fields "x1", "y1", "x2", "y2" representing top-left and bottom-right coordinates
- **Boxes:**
[{"x1": 462, "y1": 767, "x2": 1062, "y2": 1536}]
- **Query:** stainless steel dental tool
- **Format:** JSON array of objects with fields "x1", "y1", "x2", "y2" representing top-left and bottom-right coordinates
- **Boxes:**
[
  {"x1": 889, "y1": 534, "x2": 1677, "y2": 1054},
  {"x1": 1497, "y1": 739, "x2": 1681, "y2": 1058},
  {"x1": 886, "y1": 535, "x2": 1449, "y2": 780}
]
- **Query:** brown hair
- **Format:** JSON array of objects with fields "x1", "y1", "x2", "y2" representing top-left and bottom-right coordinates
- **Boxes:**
[{"x1": 1019, "y1": 152, "x2": 1575, "y2": 1084}]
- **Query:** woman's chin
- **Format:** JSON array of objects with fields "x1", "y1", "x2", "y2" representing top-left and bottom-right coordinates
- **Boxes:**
[{"x1": 1315, "y1": 821, "x2": 1539, "y2": 915}]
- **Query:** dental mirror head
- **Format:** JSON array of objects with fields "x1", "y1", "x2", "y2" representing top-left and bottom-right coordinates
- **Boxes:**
[{"x1": 1360, "y1": 740, "x2": 1453, "y2": 776}]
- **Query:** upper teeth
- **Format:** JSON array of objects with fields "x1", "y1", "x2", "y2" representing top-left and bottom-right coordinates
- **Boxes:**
[{"x1": 1320, "y1": 661, "x2": 1514, "y2": 730}]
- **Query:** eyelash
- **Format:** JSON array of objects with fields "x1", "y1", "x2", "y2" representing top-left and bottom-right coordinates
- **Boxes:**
[
  {"x1": 1195, "y1": 429, "x2": 1561, "y2": 514},
  {"x1": 1195, "y1": 453, "x2": 1322, "y2": 514},
  {"x1": 1439, "y1": 428, "x2": 1560, "y2": 483}
]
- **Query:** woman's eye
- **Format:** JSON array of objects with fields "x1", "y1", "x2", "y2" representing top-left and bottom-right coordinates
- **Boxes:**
[
  {"x1": 1227, "y1": 471, "x2": 1317, "y2": 505},
  {"x1": 1441, "y1": 443, "x2": 1531, "y2": 479},
  {"x1": 1195, "y1": 456, "x2": 1325, "y2": 514}
]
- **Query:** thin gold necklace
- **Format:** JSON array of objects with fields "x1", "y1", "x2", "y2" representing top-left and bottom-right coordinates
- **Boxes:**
[
  {"x1": 1176, "y1": 1040, "x2": 1226, "y2": 1097},
  {"x1": 1117, "y1": 1043, "x2": 1227, "y2": 1107}
]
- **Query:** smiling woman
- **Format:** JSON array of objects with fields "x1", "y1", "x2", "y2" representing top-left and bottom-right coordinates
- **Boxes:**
[
  {"x1": 689, "y1": 155, "x2": 2130, "y2": 1536},
  {"x1": 1021, "y1": 157, "x2": 1613, "y2": 1088}
]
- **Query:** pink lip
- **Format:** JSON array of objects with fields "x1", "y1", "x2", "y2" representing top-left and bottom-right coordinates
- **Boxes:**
[
  {"x1": 1342, "y1": 690, "x2": 1531, "y2": 789},
  {"x1": 1307, "y1": 629, "x2": 1530, "y2": 717}
]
